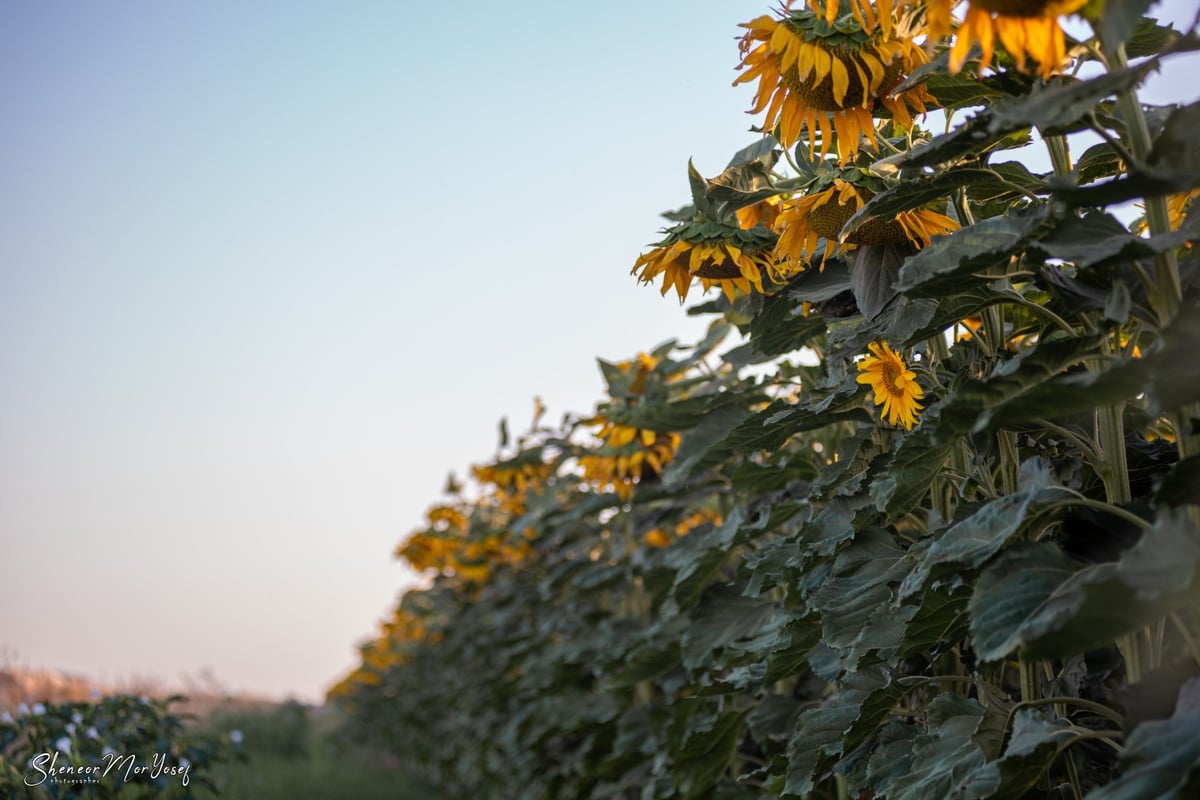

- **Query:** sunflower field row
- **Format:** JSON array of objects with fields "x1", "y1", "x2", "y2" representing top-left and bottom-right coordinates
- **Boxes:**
[{"x1": 330, "y1": 1, "x2": 1200, "y2": 797}]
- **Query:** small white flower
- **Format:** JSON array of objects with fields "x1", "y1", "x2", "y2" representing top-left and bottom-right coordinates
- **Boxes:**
[
  {"x1": 71, "y1": 711, "x2": 83, "y2": 725},
  {"x1": 86, "y1": 726, "x2": 99, "y2": 739},
  {"x1": 17, "y1": 703, "x2": 30, "y2": 716},
  {"x1": 178, "y1": 757, "x2": 191, "y2": 770},
  {"x1": 65, "y1": 723, "x2": 76, "y2": 735},
  {"x1": 138, "y1": 695, "x2": 150, "y2": 704},
  {"x1": 1, "y1": 711, "x2": 12, "y2": 724},
  {"x1": 102, "y1": 746, "x2": 115, "y2": 758},
  {"x1": 229, "y1": 729, "x2": 244, "y2": 744},
  {"x1": 32, "y1": 703, "x2": 46, "y2": 715},
  {"x1": 56, "y1": 737, "x2": 71, "y2": 754}
]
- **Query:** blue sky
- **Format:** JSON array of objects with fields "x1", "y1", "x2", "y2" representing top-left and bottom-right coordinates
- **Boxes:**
[{"x1": 1, "y1": 1, "x2": 1197, "y2": 701}]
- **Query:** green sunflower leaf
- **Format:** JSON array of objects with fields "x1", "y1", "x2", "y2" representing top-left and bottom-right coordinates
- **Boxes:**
[
  {"x1": 905, "y1": 60, "x2": 1162, "y2": 168},
  {"x1": 1087, "y1": 677, "x2": 1200, "y2": 800},
  {"x1": 784, "y1": 665, "x2": 903, "y2": 797},
  {"x1": 899, "y1": 459, "x2": 1068, "y2": 601},
  {"x1": 873, "y1": 694, "x2": 989, "y2": 800},
  {"x1": 681, "y1": 586, "x2": 776, "y2": 670},
  {"x1": 895, "y1": 205, "x2": 1051, "y2": 296},
  {"x1": 969, "y1": 510, "x2": 1200, "y2": 662},
  {"x1": 673, "y1": 707, "x2": 751, "y2": 800},
  {"x1": 843, "y1": 163, "x2": 1041, "y2": 241}
]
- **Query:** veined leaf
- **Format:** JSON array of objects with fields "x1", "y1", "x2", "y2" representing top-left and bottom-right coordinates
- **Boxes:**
[
  {"x1": 905, "y1": 61, "x2": 1163, "y2": 168},
  {"x1": 784, "y1": 665, "x2": 902, "y2": 797},
  {"x1": 663, "y1": 405, "x2": 754, "y2": 488},
  {"x1": 681, "y1": 586, "x2": 775, "y2": 669},
  {"x1": 895, "y1": 205, "x2": 1051, "y2": 296},
  {"x1": 1087, "y1": 677, "x2": 1200, "y2": 800},
  {"x1": 875, "y1": 694, "x2": 989, "y2": 800},
  {"x1": 970, "y1": 511, "x2": 1200, "y2": 662},
  {"x1": 903, "y1": 335, "x2": 1102, "y2": 458},
  {"x1": 899, "y1": 587, "x2": 971, "y2": 659},
  {"x1": 843, "y1": 163, "x2": 1041, "y2": 241},
  {"x1": 899, "y1": 458, "x2": 1068, "y2": 601},
  {"x1": 811, "y1": 529, "x2": 917, "y2": 666},
  {"x1": 673, "y1": 706, "x2": 751, "y2": 800}
]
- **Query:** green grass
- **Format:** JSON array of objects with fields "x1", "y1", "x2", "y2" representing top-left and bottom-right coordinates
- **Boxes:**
[
  {"x1": 197, "y1": 702, "x2": 438, "y2": 800},
  {"x1": 208, "y1": 745, "x2": 438, "y2": 800}
]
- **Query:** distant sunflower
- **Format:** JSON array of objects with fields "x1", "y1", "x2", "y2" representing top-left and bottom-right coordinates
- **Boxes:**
[
  {"x1": 735, "y1": 7, "x2": 933, "y2": 161},
  {"x1": 736, "y1": 193, "x2": 784, "y2": 230},
  {"x1": 944, "y1": 0, "x2": 1088, "y2": 78},
  {"x1": 579, "y1": 417, "x2": 680, "y2": 500},
  {"x1": 856, "y1": 340, "x2": 924, "y2": 429},
  {"x1": 471, "y1": 457, "x2": 551, "y2": 496},
  {"x1": 774, "y1": 176, "x2": 957, "y2": 269},
  {"x1": 644, "y1": 508, "x2": 723, "y2": 548},
  {"x1": 1166, "y1": 189, "x2": 1199, "y2": 231},
  {"x1": 631, "y1": 221, "x2": 785, "y2": 302}
]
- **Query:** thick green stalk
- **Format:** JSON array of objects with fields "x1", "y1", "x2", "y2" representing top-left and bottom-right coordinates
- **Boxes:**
[
  {"x1": 1045, "y1": 132, "x2": 1134, "y2": 504},
  {"x1": 1096, "y1": 402, "x2": 1132, "y2": 504},
  {"x1": 1108, "y1": 46, "x2": 1182, "y2": 322}
]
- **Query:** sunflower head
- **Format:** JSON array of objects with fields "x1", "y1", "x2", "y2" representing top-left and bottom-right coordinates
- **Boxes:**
[
  {"x1": 471, "y1": 450, "x2": 553, "y2": 496},
  {"x1": 736, "y1": 193, "x2": 784, "y2": 230},
  {"x1": 735, "y1": 7, "x2": 933, "y2": 161},
  {"x1": 579, "y1": 415, "x2": 681, "y2": 500},
  {"x1": 948, "y1": 0, "x2": 1089, "y2": 78},
  {"x1": 774, "y1": 165, "x2": 958, "y2": 270},
  {"x1": 1166, "y1": 189, "x2": 1199, "y2": 232},
  {"x1": 855, "y1": 340, "x2": 925, "y2": 429},
  {"x1": 631, "y1": 221, "x2": 786, "y2": 302}
]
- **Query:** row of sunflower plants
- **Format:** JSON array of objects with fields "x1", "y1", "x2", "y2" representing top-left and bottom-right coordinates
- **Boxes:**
[
  {"x1": 330, "y1": 1, "x2": 1200, "y2": 797},
  {"x1": 0, "y1": 695, "x2": 234, "y2": 798}
]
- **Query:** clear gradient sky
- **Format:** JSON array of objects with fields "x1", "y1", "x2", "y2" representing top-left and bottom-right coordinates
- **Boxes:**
[{"x1": 2, "y1": 2, "x2": 1197, "y2": 702}]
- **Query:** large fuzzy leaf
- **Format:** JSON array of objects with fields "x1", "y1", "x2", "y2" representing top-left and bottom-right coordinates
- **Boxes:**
[
  {"x1": 1087, "y1": 677, "x2": 1200, "y2": 800},
  {"x1": 969, "y1": 511, "x2": 1200, "y2": 662},
  {"x1": 899, "y1": 458, "x2": 1068, "y2": 600}
]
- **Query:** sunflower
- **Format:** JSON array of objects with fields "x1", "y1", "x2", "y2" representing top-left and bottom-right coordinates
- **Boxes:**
[
  {"x1": 736, "y1": 193, "x2": 784, "y2": 230},
  {"x1": 774, "y1": 177, "x2": 958, "y2": 269},
  {"x1": 943, "y1": 0, "x2": 1088, "y2": 78},
  {"x1": 1166, "y1": 189, "x2": 1199, "y2": 231},
  {"x1": 735, "y1": 7, "x2": 933, "y2": 162},
  {"x1": 856, "y1": 340, "x2": 925, "y2": 429},
  {"x1": 426, "y1": 504, "x2": 468, "y2": 533},
  {"x1": 631, "y1": 221, "x2": 785, "y2": 302},
  {"x1": 644, "y1": 507, "x2": 723, "y2": 548},
  {"x1": 579, "y1": 417, "x2": 681, "y2": 500}
]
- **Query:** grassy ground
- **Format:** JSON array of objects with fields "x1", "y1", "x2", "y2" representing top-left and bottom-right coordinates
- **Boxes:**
[{"x1": 199, "y1": 702, "x2": 439, "y2": 800}]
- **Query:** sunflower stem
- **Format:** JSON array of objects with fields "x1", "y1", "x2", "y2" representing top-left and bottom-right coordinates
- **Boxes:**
[
  {"x1": 1019, "y1": 653, "x2": 1039, "y2": 704},
  {"x1": 1046, "y1": 126, "x2": 1134, "y2": 507},
  {"x1": 1094, "y1": 350, "x2": 1132, "y2": 506},
  {"x1": 1107, "y1": 44, "x2": 1182, "y2": 325},
  {"x1": 1044, "y1": 133, "x2": 1072, "y2": 177},
  {"x1": 1119, "y1": 633, "x2": 1143, "y2": 685}
]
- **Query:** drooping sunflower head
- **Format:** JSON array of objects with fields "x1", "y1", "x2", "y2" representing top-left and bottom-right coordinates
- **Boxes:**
[
  {"x1": 947, "y1": 0, "x2": 1089, "y2": 78},
  {"x1": 614, "y1": 352, "x2": 660, "y2": 396},
  {"x1": 425, "y1": 504, "x2": 469, "y2": 534},
  {"x1": 736, "y1": 193, "x2": 784, "y2": 230},
  {"x1": 1166, "y1": 189, "x2": 1199, "y2": 232},
  {"x1": 735, "y1": 6, "x2": 933, "y2": 161},
  {"x1": 471, "y1": 450, "x2": 553, "y2": 497},
  {"x1": 578, "y1": 415, "x2": 681, "y2": 500},
  {"x1": 855, "y1": 339, "x2": 925, "y2": 429},
  {"x1": 631, "y1": 221, "x2": 787, "y2": 302},
  {"x1": 643, "y1": 507, "x2": 724, "y2": 548},
  {"x1": 774, "y1": 169, "x2": 958, "y2": 270}
]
